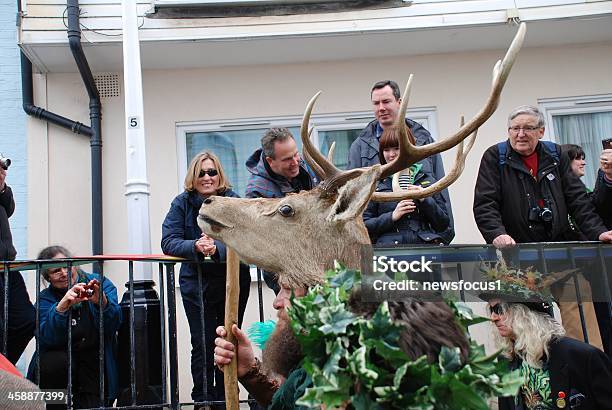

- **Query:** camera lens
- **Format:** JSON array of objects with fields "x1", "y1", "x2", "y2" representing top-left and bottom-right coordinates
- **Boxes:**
[{"x1": 540, "y1": 208, "x2": 553, "y2": 223}]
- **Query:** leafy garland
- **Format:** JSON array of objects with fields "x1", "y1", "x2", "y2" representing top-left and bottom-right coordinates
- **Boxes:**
[{"x1": 287, "y1": 264, "x2": 522, "y2": 409}]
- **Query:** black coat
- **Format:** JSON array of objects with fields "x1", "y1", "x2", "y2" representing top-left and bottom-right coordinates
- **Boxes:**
[
  {"x1": 161, "y1": 189, "x2": 251, "y2": 305},
  {"x1": 592, "y1": 169, "x2": 612, "y2": 229},
  {"x1": 348, "y1": 118, "x2": 455, "y2": 244},
  {"x1": 499, "y1": 337, "x2": 612, "y2": 410},
  {"x1": 473, "y1": 141, "x2": 607, "y2": 243},
  {"x1": 363, "y1": 171, "x2": 449, "y2": 245},
  {"x1": 0, "y1": 185, "x2": 16, "y2": 261}
]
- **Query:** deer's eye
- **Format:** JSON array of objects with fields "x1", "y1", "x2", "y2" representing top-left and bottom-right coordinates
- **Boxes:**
[{"x1": 278, "y1": 205, "x2": 295, "y2": 217}]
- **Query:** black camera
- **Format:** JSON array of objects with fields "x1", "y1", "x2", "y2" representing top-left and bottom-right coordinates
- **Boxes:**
[
  {"x1": 0, "y1": 153, "x2": 10, "y2": 170},
  {"x1": 528, "y1": 206, "x2": 553, "y2": 223}
]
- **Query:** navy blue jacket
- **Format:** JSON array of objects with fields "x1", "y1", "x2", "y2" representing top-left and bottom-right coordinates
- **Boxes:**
[
  {"x1": 347, "y1": 119, "x2": 454, "y2": 243},
  {"x1": 27, "y1": 272, "x2": 122, "y2": 401},
  {"x1": 363, "y1": 170, "x2": 449, "y2": 245},
  {"x1": 244, "y1": 148, "x2": 318, "y2": 199},
  {"x1": 161, "y1": 189, "x2": 250, "y2": 304}
]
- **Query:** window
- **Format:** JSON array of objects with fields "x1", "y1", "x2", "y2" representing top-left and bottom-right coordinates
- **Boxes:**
[
  {"x1": 540, "y1": 94, "x2": 612, "y2": 189},
  {"x1": 176, "y1": 107, "x2": 437, "y2": 197}
]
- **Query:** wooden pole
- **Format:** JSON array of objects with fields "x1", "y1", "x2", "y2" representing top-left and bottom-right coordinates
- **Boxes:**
[{"x1": 224, "y1": 247, "x2": 240, "y2": 410}]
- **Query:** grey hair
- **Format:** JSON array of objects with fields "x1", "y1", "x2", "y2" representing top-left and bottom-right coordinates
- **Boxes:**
[
  {"x1": 261, "y1": 128, "x2": 294, "y2": 159},
  {"x1": 507, "y1": 105, "x2": 545, "y2": 128},
  {"x1": 491, "y1": 302, "x2": 565, "y2": 368}
]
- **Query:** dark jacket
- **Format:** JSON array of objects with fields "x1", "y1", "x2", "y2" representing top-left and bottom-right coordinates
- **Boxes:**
[
  {"x1": 347, "y1": 118, "x2": 454, "y2": 243},
  {"x1": 474, "y1": 140, "x2": 607, "y2": 243},
  {"x1": 592, "y1": 169, "x2": 612, "y2": 229},
  {"x1": 363, "y1": 169, "x2": 449, "y2": 245},
  {"x1": 27, "y1": 272, "x2": 122, "y2": 401},
  {"x1": 161, "y1": 189, "x2": 250, "y2": 304},
  {"x1": 499, "y1": 336, "x2": 612, "y2": 410},
  {"x1": 0, "y1": 185, "x2": 16, "y2": 261},
  {"x1": 244, "y1": 148, "x2": 318, "y2": 199}
]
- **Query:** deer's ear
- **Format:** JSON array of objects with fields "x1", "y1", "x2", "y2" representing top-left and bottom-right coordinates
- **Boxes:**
[{"x1": 327, "y1": 166, "x2": 381, "y2": 222}]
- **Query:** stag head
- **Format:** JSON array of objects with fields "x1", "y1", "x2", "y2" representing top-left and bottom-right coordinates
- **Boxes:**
[{"x1": 198, "y1": 24, "x2": 526, "y2": 288}]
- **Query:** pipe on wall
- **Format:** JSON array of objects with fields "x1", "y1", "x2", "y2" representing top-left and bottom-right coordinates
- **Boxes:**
[{"x1": 20, "y1": 0, "x2": 103, "y2": 256}]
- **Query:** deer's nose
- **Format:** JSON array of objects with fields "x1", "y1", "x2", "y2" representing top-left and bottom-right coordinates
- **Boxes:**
[{"x1": 204, "y1": 197, "x2": 213, "y2": 205}]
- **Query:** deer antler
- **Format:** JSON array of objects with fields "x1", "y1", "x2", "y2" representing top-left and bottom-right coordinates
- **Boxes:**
[
  {"x1": 372, "y1": 117, "x2": 477, "y2": 202},
  {"x1": 301, "y1": 23, "x2": 526, "y2": 197},
  {"x1": 301, "y1": 95, "x2": 364, "y2": 195},
  {"x1": 384, "y1": 23, "x2": 526, "y2": 172}
]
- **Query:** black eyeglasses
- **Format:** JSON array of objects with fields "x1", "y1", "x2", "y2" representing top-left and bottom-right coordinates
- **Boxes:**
[
  {"x1": 489, "y1": 303, "x2": 505, "y2": 316},
  {"x1": 198, "y1": 169, "x2": 218, "y2": 178}
]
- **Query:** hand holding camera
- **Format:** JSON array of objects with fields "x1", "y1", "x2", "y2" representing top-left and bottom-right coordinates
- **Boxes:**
[{"x1": 56, "y1": 279, "x2": 104, "y2": 313}]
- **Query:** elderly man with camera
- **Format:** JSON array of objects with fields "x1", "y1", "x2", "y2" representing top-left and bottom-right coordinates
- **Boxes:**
[
  {"x1": 473, "y1": 105, "x2": 612, "y2": 349},
  {"x1": 0, "y1": 154, "x2": 35, "y2": 364}
]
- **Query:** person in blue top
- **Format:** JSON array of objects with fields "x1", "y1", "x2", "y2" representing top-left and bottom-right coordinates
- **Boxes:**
[
  {"x1": 26, "y1": 245, "x2": 122, "y2": 408},
  {"x1": 161, "y1": 151, "x2": 250, "y2": 408},
  {"x1": 363, "y1": 126, "x2": 450, "y2": 246}
]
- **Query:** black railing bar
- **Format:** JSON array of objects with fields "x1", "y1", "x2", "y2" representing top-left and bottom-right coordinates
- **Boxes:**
[
  {"x1": 158, "y1": 262, "x2": 168, "y2": 404},
  {"x1": 596, "y1": 244, "x2": 612, "y2": 319},
  {"x1": 35, "y1": 261, "x2": 42, "y2": 385},
  {"x1": 165, "y1": 263, "x2": 180, "y2": 410},
  {"x1": 67, "y1": 260, "x2": 74, "y2": 410},
  {"x1": 2, "y1": 261, "x2": 8, "y2": 356},
  {"x1": 257, "y1": 268, "x2": 264, "y2": 322},
  {"x1": 568, "y1": 246, "x2": 588, "y2": 343},
  {"x1": 128, "y1": 260, "x2": 136, "y2": 405},
  {"x1": 196, "y1": 262, "x2": 208, "y2": 400},
  {"x1": 456, "y1": 263, "x2": 465, "y2": 302},
  {"x1": 98, "y1": 261, "x2": 106, "y2": 407}
]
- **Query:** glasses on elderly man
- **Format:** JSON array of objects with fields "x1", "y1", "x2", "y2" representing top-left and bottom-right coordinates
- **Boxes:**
[
  {"x1": 198, "y1": 169, "x2": 218, "y2": 178},
  {"x1": 508, "y1": 126, "x2": 541, "y2": 134},
  {"x1": 488, "y1": 303, "x2": 505, "y2": 316}
]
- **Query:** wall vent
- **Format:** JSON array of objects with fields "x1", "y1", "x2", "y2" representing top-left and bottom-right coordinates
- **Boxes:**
[{"x1": 94, "y1": 73, "x2": 121, "y2": 98}]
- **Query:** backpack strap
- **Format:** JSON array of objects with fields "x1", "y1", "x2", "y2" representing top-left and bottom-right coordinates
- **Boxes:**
[
  {"x1": 497, "y1": 141, "x2": 508, "y2": 168},
  {"x1": 541, "y1": 140, "x2": 560, "y2": 163}
]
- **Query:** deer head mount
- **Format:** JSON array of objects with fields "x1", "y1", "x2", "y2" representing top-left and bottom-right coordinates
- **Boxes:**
[{"x1": 197, "y1": 24, "x2": 526, "y2": 288}]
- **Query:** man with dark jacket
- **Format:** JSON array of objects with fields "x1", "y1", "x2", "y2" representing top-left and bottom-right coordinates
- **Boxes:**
[
  {"x1": 0, "y1": 166, "x2": 35, "y2": 364},
  {"x1": 245, "y1": 128, "x2": 318, "y2": 293},
  {"x1": 347, "y1": 80, "x2": 454, "y2": 243},
  {"x1": 474, "y1": 105, "x2": 612, "y2": 246}
]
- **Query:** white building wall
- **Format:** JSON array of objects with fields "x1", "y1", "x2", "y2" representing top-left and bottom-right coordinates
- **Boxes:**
[{"x1": 24, "y1": 40, "x2": 612, "y2": 402}]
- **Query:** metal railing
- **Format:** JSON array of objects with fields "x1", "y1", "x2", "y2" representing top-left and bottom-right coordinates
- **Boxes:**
[{"x1": 1, "y1": 255, "x2": 266, "y2": 409}]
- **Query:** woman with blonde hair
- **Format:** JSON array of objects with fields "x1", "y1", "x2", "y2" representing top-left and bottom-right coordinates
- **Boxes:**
[
  {"x1": 161, "y1": 151, "x2": 250, "y2": 408},
  {"x1": 487, "y1": 298, "x2": 612, "y2": 409}
]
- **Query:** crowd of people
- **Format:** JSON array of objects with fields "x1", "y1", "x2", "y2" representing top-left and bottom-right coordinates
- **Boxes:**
[{"x1": 1, "y1": 78, "x2": 612, "y2": 409}]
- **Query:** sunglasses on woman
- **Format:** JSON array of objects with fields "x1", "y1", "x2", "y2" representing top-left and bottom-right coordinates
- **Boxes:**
[
  {"x1": 198, "y1": 169, "x2": 218, "y2": 178},
  {"x1": 488, "y1": 303, "x2": 505, "y2": 316}
]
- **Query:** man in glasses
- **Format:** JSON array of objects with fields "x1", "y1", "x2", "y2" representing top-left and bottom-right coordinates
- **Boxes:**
[
  {"x1": 473, "y1": 105, "x2": 612, "y2": 350},
  {"x1": 486, "y1": 297, "x2": 612, "y2": 410},
  {"x1": 244, "y1": 128, "x2": 318, "y2": 294}
]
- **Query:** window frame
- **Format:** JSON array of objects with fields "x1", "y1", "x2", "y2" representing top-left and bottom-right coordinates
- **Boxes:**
[
  {"x1": 176, "y1": 106, "x2": 438, "y2": 191},
  {"x1": 539, "y1": 93, "x2": 612, "y2": 142}
]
